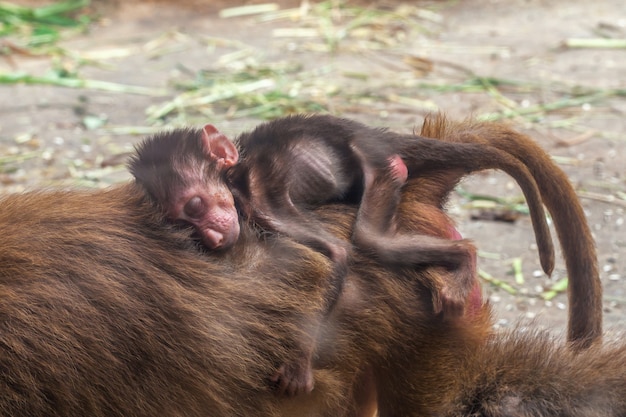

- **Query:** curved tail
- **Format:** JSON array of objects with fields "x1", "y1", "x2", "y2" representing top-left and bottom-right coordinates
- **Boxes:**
[
  {"x1": 396, "y1": 133, "x2": 555, "y2": 278},
  {"x1": 421, "y1": 114, "x2": 602, "y2": 349}
]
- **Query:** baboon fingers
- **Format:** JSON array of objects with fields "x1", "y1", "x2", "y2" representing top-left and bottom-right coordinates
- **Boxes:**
[{"x1": 271, "y1": 360, "x2": 315, "y2": 397}]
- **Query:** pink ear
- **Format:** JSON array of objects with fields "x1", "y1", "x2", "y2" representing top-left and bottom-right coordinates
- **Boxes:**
[{"x1": 201, "y1": 124, "x2": 239, "y2": 167}]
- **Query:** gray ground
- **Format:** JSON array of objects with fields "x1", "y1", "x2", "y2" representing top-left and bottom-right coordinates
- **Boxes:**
[{"x1": 1, "y1": 0, "x2": 625, "y2": 336}]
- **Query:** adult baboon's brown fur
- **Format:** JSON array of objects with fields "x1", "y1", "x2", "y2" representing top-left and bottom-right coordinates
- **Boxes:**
[{"x1": 0, "y1": 116, "x2": 609, "y2": 417}]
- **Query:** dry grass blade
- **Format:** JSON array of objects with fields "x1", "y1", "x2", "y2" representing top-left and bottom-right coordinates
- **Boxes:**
[
  {"x1": 100, "y1": 126, "x2": 166, "y2": 136},
  {"x1": 0, "y1": 72, "x2": 167, "y2": 95},
  {"x1": 563, "y1": 38, "x2": 626, "y2": 49},
  {"x1": 219, "y1": 3, "x2": 279, "y2": 18},
  {"x1": 146, "y1": 79, "x2": 277, "y2": 121},
  {"x1": 0, "y1": 151, "x2": 38, "y2": 168},
  {"x1": 386, "y1": 94, "x2": 438, "y2": 112},
  {"x1": 578, "y1": 191, "x2": 626, "y2": 208},
  {"x1": 512, "y1": 258, "x2": 524, "y2": 285},
  {"x1": 456, "y1": 187, "x2": 530, "y2": 215},
  {"x1": 479, "y1": 270, "x2": 518, "y2": 295},
  {"x1": 541, "y1": 277, "x2": 569, "y2": 300}
]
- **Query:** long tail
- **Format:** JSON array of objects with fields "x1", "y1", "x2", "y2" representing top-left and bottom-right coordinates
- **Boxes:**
[
  {"x1": 396, "y1": 134, "x2": 554, "y2": 278},
  {"x1": 421, "y1": 114, "x2": 602, "y2": 349}
]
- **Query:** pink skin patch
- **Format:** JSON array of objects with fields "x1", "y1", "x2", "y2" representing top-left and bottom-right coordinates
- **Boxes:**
[
  {"x1": 198, "y1": 210, "x2": 240, "y2": 249},
  {"x1": 171, "y1": 185, "x2": 241, "y2": 250},
  {"x1": 448, "y1": 225, "x2": 483, "y2": 317},
  {"x1": 388, "y1": 155, "x2": 408, "y2": 184}
]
